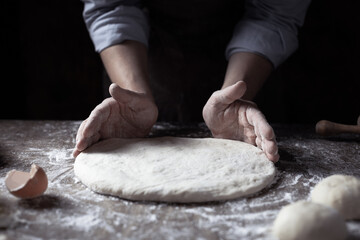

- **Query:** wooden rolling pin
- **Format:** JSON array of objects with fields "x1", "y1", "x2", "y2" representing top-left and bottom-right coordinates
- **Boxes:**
[{"x1": 316, "y1": 116, "x2": 360, "y2": 136}]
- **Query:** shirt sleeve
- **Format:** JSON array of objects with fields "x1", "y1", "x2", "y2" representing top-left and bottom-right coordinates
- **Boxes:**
[
  {"x1": 82, "y1": 0, "x2": 149, "y2": 52},
  {"x1": 225, "y1": 0, "x2": 311, "y2": 68}
]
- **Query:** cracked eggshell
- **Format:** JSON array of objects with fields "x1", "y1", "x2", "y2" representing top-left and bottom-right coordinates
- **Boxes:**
[{"x1": 5, "y1": 164, "x2": 48, "y2": 199}]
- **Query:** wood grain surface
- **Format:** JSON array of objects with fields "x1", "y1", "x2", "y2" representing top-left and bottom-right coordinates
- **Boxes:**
[{"x1": 0, "y1": 121, "x2": 359, "y2": 239}]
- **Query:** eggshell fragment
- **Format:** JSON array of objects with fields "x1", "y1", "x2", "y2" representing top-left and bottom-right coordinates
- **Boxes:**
[{"x1": 5, "y1": 164, "x2": 48, "y2": 199}]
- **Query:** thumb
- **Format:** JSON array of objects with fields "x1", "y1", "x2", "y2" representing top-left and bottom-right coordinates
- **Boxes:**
[
  {"x1": 216, "y1": 81, "x2": 247, "y2": 105},
  {"x1": 109, "y1": 83, "x2": 139, "y2": 104}
]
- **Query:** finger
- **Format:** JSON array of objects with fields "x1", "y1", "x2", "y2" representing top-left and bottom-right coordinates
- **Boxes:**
[
  {"x1": 75, "y1": 119, "x2": 87, "y2": 144},
  {"x1": 74, "y1": 99, "x2": 111, "y2": 156},
  {"x1": 266, "y1": 150, "x2": 280, "y2": 162},
  {"x1": 255, "y1": 136, "x2": 262, "y2": 149},
  {"x1": 243, "y1": 134, "x2": 256, "y2": 146},
  {"x1": 263, "y1": 138, "x2": 279, "y2": 162},
  {"x1": 257, "y1": 123, "x2": 279, "y2": 162},
  {"x1": 73, "y1": 120, "x2": 88, "y2": 158},
  {"x1": 72, "y1": 149, "x2": 81, "y2": 158},
  {"x1": 82, "y1": 98, "x2": 112, "y2": 138},
  {"x1": 246, "y1": 107, "x2": 278, "y2": 162},
  {"x1": 263, "y1": 139, "x2": 278, "y2": 155},
  {"x1": 247, "y1": 108, "x2": 275, "y2": 140},
  {"x1": 212, "y1": 81, "x2": 247, "y2": 106},
  {"x1": 244, "y1": 127, "x2": 256, "y2": 145},
  {"x1": 72, "y1": 136, "x2": 100, "y2": 158},
  {"x1": 258, "y1": 120, "x2": 275, "y2": 140},
  {"x1": 266, "y1": 152, "x2": 280, "y2": 162},
  {"x1": 73, "y1": 132, "x2": 101, "y2": 158}
]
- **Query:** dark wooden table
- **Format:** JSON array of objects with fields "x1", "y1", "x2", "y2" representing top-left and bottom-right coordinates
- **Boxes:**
[{"x1": 0, "y1": 120, "x2": 359, "y2": 239}]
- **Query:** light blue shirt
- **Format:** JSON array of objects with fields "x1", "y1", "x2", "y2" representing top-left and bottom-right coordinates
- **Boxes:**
[{"x1": 82, "y1": 0, "x2": 311, "y2": 68}]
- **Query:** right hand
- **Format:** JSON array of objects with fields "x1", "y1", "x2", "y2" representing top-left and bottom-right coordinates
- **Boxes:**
[
  {"x1": 73, "y1": 83, "x2": 158, "y2": 157},
  {"x1": 202, "y1": 81, "x2": 279, "y2": 162}
]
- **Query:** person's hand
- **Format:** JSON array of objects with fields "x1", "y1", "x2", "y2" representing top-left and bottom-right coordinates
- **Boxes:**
[
  {"x1": 73, "y1": 83, "x2": 158, "y2": 157},
  {"x1": 202, "y1": 81, "x2": 279, "y2": 162}
]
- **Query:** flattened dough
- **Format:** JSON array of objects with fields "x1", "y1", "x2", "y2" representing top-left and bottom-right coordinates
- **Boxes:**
[{"x1": 74, "y1": 137, "x2": 275, "y2": 202}]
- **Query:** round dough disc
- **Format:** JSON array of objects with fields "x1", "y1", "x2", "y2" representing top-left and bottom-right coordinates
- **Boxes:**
[
  {"x1": 74, "y1": 137, "x2": 276, "y2": 202},
  {"x1": 273, "y1": 201, "x2": 347, "y2": 240},
  {"x1": 311, "y1": 174, "x2": 360, "y2": 220}
]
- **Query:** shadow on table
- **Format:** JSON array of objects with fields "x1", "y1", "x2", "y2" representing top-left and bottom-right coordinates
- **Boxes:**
[
  {"x1": 0, "y1": 145, "x2": 10, "y2": 169},
  {"x1": 315, "y1": 134, "x2": 360, "y2": 143},
  {"x1": 17, "y1": 194, "x2": 74, "y2": 210}
]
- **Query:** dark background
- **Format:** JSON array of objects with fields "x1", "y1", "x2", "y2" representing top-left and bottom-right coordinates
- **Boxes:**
[{"x1": 1, "y1": 1, "x2": 359, "y2": 124}]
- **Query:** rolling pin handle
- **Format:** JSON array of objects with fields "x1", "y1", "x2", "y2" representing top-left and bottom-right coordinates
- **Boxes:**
[{"x1": 316, "y1": 119, "x2": 360, "y2": 136}]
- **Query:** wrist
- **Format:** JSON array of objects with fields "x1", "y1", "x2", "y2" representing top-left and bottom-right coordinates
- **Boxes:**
[
  {"x1": 100, "y1": 41, "x2": 153, "y2": 98},
  {"x1": 112, "y1": 75, "x2": 152, "y2": 95},
  {"x1": 223, "y1": 52, "x2": 272, "y2": 100}
]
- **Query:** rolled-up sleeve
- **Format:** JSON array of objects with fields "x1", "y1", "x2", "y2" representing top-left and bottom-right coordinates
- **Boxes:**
[
  {"x1": 226, "y1": 0, "x2": 311, "y2": 68},
  {"x1": 82, "y1": 0, "x2": 149, "y2": 52}
]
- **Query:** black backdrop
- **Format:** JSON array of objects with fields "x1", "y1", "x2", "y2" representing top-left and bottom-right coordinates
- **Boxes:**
[{"x1": 1, "y1": 0, "x2": 359, "y2": 124}]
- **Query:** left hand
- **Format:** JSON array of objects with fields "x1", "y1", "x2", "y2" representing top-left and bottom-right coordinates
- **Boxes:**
[
  {"x1": 202, "y1": 81, "x2": 279, "y2": 162},
  {"x1": 72, "y1": 83, "x2": 158, "y2": 158}
]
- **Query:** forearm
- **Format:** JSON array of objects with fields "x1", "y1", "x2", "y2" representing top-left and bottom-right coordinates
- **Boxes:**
[
  {"x1": 222, "y1": 52, "x2": 272, "y2": 100},
  {"x1": 100, "y1": 40, "x2": 153, "y2": 98}
]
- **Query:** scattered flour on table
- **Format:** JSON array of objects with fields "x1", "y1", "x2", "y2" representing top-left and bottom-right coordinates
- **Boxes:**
[{"x1": 3, "y1": 123, "x2": 359, "y2": 239}]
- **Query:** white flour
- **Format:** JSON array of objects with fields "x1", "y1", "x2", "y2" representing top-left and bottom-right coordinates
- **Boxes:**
[{"x1": 1, "y1": 122, "x2": 359, "y2": 240}]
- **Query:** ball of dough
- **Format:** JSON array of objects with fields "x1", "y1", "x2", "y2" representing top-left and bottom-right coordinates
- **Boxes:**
[
  {"x1": 311, "y1": 174, "x2": 360, "y2": 220},
  {"x1": 273, "y1": 201, "x2": 347, "y2": 240}
]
